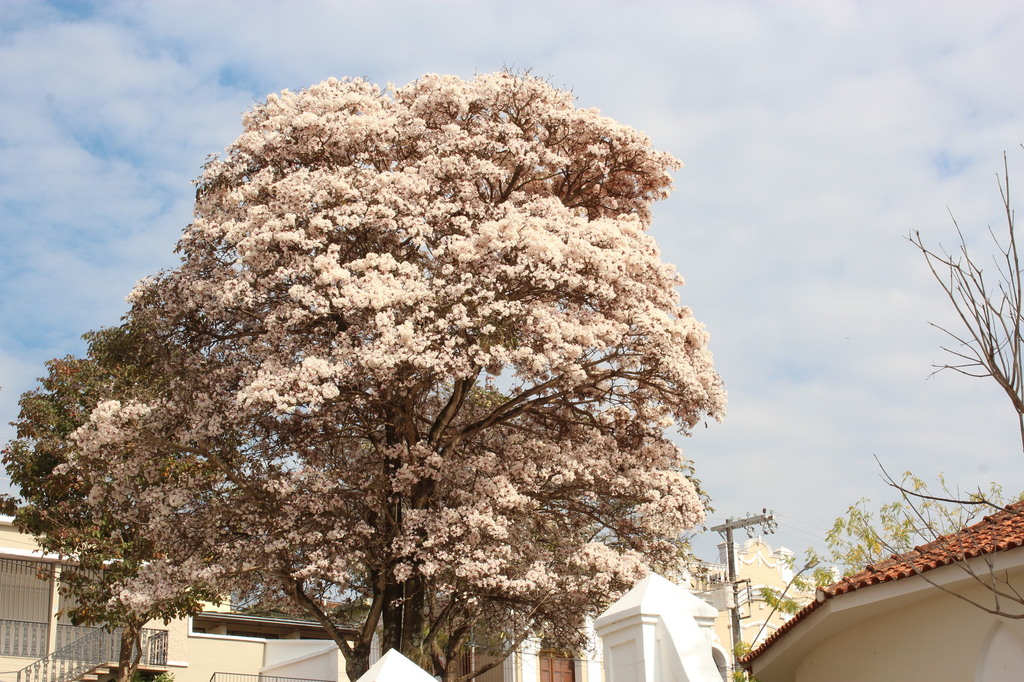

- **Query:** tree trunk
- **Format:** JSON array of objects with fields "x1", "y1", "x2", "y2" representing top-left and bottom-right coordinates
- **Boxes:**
[
  {"x1": 381, "y1": 579, "x2": 404, "y2": 653},
  {"x1": 114, "y1": 622, "x2": 143, "y2": 682},
  {"x1": 380, "y1": 576, "x2": 433, "y2": 673},
  {"x1": 401, "y1": 574, "x2": 425, "y2": 658},
  {"x1": 344, "y1": 644, "x2": 371, "y2": 681}
]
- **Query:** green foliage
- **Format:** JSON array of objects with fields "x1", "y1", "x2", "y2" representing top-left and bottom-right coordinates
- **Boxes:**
[
  {"x1": 818, "y1": 472, "x2": 1021, "y2": 577},
  {"x1": 732, "y1": 641, "x2": 759, "y2": 681},
  {"x1": 131, "y1": 672, "x2": 174, "y2": 682},
  {"x1": 758, "y1": 585, "x2": 802, "y2": 615},
  {"x1": 1, "y1": 325, "x2": 212, "y2": 681},
  {"x1": 752, "y1": 550, "x2": 830, "y2": 617}
]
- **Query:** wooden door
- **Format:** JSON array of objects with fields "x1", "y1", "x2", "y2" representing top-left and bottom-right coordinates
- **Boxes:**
[{"x1": 539, "y1": 654, "x2": 575, "y2": 682}]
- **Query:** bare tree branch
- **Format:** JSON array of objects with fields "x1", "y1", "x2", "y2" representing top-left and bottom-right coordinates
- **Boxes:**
[{"x1": 908, "y1": 150, "x2": 1024, "y2": 451}]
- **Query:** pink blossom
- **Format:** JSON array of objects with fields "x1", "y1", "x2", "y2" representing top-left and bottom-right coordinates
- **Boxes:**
[{"x1": 69, "y1": 72, "x2": 725, "y2": 679}]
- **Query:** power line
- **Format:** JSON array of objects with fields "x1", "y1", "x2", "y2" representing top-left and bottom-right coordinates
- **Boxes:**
[
  {"x1": 773, "y1": 526, "x2": 828, "y2": 547},
  {"x1": 776, "y1": 512, "x2": 836, "y2": 534}
]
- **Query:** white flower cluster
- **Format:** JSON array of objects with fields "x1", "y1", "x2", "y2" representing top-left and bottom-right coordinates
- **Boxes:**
[{"x1": 71, "y1": 71, "x2": 725, "y2": 655}]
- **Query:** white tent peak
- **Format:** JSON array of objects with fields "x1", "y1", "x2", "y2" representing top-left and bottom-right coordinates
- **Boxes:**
[{"x1": 355, "y1": 648, "x2": 436, "y2": 682}]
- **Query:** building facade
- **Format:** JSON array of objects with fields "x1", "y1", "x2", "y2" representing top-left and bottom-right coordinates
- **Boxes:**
[
  {"x1": 2, "y1": 516, "x2": 808, "y2": 682},
  {"x1": 0, "y1": 517, "x2": 353, "y2": 682},
  {"x1": 742, "y1": 502, "x2": 1024, "y2": 681},
  {"x1": 685, "y1": 537, "x2": 815, "y2": 678}
]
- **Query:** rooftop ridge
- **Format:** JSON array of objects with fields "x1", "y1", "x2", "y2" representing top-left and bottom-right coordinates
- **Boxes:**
[{"x1": 741, "y1": 499, "x2": 1024, "y2": 667}]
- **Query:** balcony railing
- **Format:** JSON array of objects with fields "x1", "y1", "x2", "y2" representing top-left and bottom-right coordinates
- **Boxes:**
[
  {"x1": 209, "y1": 675, "x2": 333, "y2": 682},
  {"x1": 0, "y1": 619, "x2": 48, "y2": 659},
  {"x1": 17, "y1": 627, "x2": 168, "y2": 682},
  {"x1": 54, "y1": 625, "x2": 103, "y2": 653}
]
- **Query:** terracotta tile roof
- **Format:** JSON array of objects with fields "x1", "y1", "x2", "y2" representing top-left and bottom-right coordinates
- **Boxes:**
[{"x1": 740, "y1": 500, "x2": 1024, "y2": 667}]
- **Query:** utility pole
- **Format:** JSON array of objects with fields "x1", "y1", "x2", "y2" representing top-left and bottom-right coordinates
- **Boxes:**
[{"x1": 710, "y1": 510, "x2": 777, "y2": 662}]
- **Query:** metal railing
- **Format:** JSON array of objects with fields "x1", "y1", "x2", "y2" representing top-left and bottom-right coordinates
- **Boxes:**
[
  {"x1": 54, "y1": 625, "x2": 105, "y2": 653},
  {"x1": 689, "y1": 560, "x2": 730, "y2": 587},
  {"x1": 0, "y1": 619, "x2": 49, "y2": 658},
  {"x1": 17, "y1": 627, "x2": 168, "y2": 682},
  {"x1": 0, "y1": 621, "x2": 128, "y2": 659},
  {"x1": 0, "y1": 558, "x2": 54, "y2": 625},
  {"x1": 209, "y1": 675, "x2": 333, "y2": 682}
]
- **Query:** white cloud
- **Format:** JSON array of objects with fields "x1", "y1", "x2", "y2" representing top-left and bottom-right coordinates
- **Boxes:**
[{"x1": 3, "y1": 0, "x2": 1024, "y2": 562}]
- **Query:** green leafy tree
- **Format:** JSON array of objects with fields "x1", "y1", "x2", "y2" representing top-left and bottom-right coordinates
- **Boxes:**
[
  {"x1": 2, "y1": 326, "x2": 214, "y2": 682},
  {"x1": 820, "y1": 473, "x2": 1017, "y2": 576}
]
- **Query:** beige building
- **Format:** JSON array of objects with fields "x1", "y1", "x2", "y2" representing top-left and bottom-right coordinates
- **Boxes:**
[
  {"x1": 0, "y1": 515, "x2": 603, "y2": 682},
  {"x1": 2, "y1": 514, "x2": 809, "y2": 682},
  {"x1": 686, "y1": 537, "x2": 815, "y2": 678},
  {"x1": 0, "y1": 516, "x2": 353, "y2": 682},
  {"x1": 742, "y1": 501, "x2": 1024, "y2": 681}
]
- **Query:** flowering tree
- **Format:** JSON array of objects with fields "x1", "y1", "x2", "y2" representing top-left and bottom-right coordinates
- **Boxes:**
[
  {"x1": 67, "y1": 72, "x2": 725, "y2": 680},
  {"x1": 2, "y1": 328, "x2": 214, "y2": 682}
]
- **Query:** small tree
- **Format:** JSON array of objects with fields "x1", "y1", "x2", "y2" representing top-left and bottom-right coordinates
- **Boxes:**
[
  {"x1": 803, "y1": 149, "x2": 1024, "y2": 618},
  {"x1": 2, "y1": 327, "x2": 214, "y2": 682},
  {"x1": 820, "y1": 473, "x2": 1016, "y2": 576},
  {"x1": 62, "y1": 72, "x2": 726, "y2": 680},
  {"x1": 910, "y1": 150, "x2": 1024, "y2": 452}
]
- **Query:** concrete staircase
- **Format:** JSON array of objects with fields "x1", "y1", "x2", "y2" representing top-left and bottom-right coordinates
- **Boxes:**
[{"x1": 17, "y1": 628, "x2": 169, "y2": 682}]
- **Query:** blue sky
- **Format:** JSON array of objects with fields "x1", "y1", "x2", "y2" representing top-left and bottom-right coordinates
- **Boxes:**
[{"x1": 3, "y1": 0, "x2": 1024, "y2": 561}]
